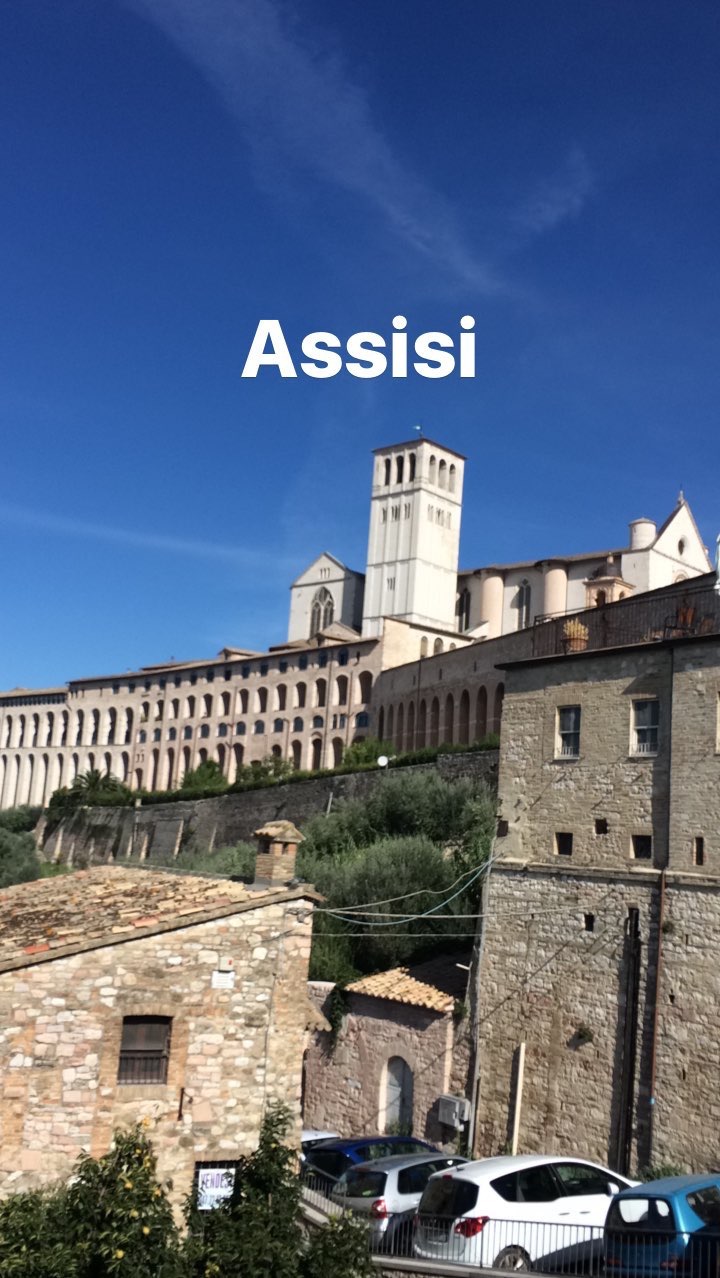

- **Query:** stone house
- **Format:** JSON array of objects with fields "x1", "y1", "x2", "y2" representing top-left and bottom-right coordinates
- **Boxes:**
[
  {"x1": 475, "y1": 593, "x2": 720, "y2": 1174},
  {"x1": 0, "y1": 822, "x2": 318, "y2": 1208},
  {"x1": 303, "y1": 953, "x2": 472, "y2": 1146}
]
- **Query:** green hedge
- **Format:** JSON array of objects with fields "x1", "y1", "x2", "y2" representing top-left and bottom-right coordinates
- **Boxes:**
[{"x1": 44, "y1": 736, "x2": 499, "y2": 813}]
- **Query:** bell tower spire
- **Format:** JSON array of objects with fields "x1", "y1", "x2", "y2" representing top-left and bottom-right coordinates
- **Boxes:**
[{"x1": 361, "y1": 436, "x2": 465, "y2": 638}]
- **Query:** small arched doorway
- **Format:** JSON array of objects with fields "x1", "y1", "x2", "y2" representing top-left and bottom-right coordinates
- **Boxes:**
[{"x1": 384, "y1": 1056, "x2": 414, "y2": 1134}]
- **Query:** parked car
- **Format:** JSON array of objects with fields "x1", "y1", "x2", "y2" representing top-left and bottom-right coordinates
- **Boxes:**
[
  {"x1": 331, "y1": 1152, "x2": 468, "y2": 1253},
  {"x1": 605, "y1": 1174, "x2": 720, "y2": 1278},
  {"x1": 414, "y1": 1154, "x2": 636, "y2": 1271},
  {"x1": 300, "y1": 1129, "x2": 340, "y2": 1163},
  {"x1": 303, "y1": 1136, "x2": 438, "y2": 1195}
]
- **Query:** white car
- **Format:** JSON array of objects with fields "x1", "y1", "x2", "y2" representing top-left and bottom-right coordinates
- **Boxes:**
[{"x1": 414, "y1": 1154, "x2": 636, "y2": 1271}]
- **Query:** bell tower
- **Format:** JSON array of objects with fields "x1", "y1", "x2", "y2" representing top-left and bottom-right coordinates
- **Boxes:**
[{"x1": 361, "y1": 437, "x2": 465, "y2": 638}]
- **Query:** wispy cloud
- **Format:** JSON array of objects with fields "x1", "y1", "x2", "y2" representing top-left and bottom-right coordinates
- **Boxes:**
[
  {"x1": 120, "y1": 0, "x2": 502, "y2": 292},
  {"x1": 0, "y1": 501, "x2": 292, "y2": 571},
  {"x1": 513, "y1": 148, "x2": 594, "y2": 237}
]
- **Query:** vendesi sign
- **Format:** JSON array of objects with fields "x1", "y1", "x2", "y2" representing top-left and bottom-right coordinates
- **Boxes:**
[{"x1": 195, "y1": 1163, "x2": 237, "y2": 1211}]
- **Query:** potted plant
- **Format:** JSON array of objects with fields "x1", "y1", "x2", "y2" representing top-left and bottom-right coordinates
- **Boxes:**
[{"x1": 563, "y1": 618, "x2": 589, "y2": 652}]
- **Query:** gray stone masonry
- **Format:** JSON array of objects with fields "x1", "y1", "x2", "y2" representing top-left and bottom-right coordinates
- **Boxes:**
[{"x1": 39, "y1": 749, "x2": 498, "y2": 866}]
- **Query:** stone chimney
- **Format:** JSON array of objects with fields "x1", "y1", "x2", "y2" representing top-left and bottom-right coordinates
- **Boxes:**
[{"x1": 253, "y1": 820, "x2": 304, "y2": 887}]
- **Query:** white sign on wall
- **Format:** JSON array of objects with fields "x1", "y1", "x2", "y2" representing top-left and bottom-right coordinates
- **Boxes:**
[{"x1": 196, "y1": 1166, "x2": 236, "y2": 1211}]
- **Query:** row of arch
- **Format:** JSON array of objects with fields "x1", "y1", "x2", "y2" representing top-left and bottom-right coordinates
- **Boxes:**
[
  {"x1": 379, "y1": 451, "x2": 457, "y2": 493},
  {"x1": 0, "y1": 672, "x2": 374, "y2": 752},
  {"x1": 0, "y1": 728, "x2": 361, "y2": 809},
  {"x1": 376, "y1": 683, "x2": 504, "y2": 751}
]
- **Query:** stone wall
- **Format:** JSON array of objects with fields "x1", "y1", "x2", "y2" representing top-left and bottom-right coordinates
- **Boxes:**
[
  {"x1": 496, "y1": 646, "x2": 672, "y2": 869},
  {"x1": 476, "y1": 860, "x2": 720, "y2": 1174},
  {"x1": 38, "y1": 749, "x2": 498, "y2": 866},
  {"x1": 303, "y1": 985, "x2": 467, "y2": 1146},
  {"x1": 0, "y1": 899, "x2": 313, "y2": 1208}
]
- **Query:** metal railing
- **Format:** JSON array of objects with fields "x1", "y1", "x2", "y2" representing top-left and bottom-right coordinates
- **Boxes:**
[
  {"x1": 530, "y1": 583, "x2": 720, "y2": 660},
  {"x1": 299, "y1": 1188, "x2": 720, "y2": 1278}
]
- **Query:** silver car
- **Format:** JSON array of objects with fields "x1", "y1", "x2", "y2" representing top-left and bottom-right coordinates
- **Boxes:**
[{"x1": 332, "y1": 1152, "x2": 467, "y2": 1254}]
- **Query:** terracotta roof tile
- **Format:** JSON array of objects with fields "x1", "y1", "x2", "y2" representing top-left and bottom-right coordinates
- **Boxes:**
[
  {"x1": 346, "y1": 967, "x2": 455, "y2": 1013},
  {"x1": 0, "y1": 866, "x2": 315, "y2": 972}
]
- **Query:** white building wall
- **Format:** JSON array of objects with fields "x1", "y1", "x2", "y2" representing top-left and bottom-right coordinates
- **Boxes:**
[
  {"x1": 363, "y1": 439, "x2": 464, "y2": 637},
  {"x1": 288, "y1": 556, "x2": 364, "y2": 642}
]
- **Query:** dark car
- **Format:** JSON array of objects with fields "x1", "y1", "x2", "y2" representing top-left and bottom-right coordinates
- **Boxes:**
[{"x1": 302, "y1": 1135, "x2": 438, "y2": 1196}]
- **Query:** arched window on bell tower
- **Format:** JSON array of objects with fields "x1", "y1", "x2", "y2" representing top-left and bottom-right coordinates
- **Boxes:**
[{"x1": 310, "y1": 587, "x2": 334, "y2": 636}]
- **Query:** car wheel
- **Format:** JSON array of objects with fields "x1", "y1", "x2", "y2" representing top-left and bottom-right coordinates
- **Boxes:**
[{"x1": 494, "y1": 1246, "x2": 533, "y2": 1271}]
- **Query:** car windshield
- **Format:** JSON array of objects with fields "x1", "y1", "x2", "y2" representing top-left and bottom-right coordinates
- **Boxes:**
[
  {"x1": 607, "y1": 1198, "x2": 676, "y2": 1233},
  {"x1": 343, "y1": 1169, "x2": 387, "y2": 1199},
  {"x1": 420, "y1": 1175, "x2": 479, "y2": 1217}
]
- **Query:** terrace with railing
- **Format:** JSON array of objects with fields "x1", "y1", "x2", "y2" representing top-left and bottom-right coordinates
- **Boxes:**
[{"x1": 530, "y1": 577, "x2": 720, "y2": 660}]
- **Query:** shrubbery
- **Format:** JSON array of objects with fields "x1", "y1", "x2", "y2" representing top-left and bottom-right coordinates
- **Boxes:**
[
  {"x1": 0, "y1": 826, "x2": 42, "y2": 889},
  {"x1": 0, "y1": 805, "x2": 41, "y2": 833},
  {"x1": 0, "y1": 1109, "x2": 371, "y2": 1278},
  {"x1": 44, "y1": 735, "x2": 499, "y2": 812},
  {"x1": 297, "y1": 770, "x2": 496, "y2": 980},
  {"x1": 153, "y1": 770, "x2": 496, "y2": 982}
]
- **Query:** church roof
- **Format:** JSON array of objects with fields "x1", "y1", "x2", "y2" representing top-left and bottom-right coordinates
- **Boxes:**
[
  {"x1": 372, "y1": 437, "x2": 466, "y2": 460},
  {"x1": 460, "y1": 548, "x2": 624, "y2": 575},
  {"x1": 290, "y1": 552, "x2": 364, "y2": 587}
]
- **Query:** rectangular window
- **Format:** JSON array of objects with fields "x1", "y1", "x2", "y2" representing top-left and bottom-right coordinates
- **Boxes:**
[
  {"x1": 555, "y1": 832, "x2": 573, "y2": 857},
  {"x1": 632, "y1": 699, "x2": 659, "y2": 755},
  {"x1": 631, "y1": 834, "x2": 653, "y2": 861},
  {"x1": 694, "y1": 836, "x2": 705, "y2": 867},
  {"x1": 556, "y1": 706, "x2": 581, "y2": 758},
  {"x1": 595, "y1": 818, "x2": 609, "y2": 835},
  {"x1": 118, "y1": 1016, "x2": 172, "y2": 1085}
]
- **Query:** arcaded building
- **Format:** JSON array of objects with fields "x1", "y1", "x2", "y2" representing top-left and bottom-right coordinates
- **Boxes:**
[{"x1": 0, "y1": 435, "x2": 709, "y2": 809}]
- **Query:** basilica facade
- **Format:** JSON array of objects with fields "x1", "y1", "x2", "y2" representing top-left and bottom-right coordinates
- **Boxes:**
[{"x1": 0, "y1": 437, "x2": 710, "y2": 809}]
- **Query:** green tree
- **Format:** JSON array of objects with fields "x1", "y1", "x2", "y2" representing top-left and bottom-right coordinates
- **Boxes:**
[
  {"x1": 0, "y1": 1125, "x2": 182, "y2": 1278},
  {"x1": 185, "y1": 1105, "x2": 370, "y2": 1278},
  {"x1": 340, "y1": 738, "x2": 394, "y2": 768},
  {"x1": 63, "y1": 1124, "x2": 183, "y2": 1277},
  {"x1": 304, "y1": 834, "x2": 471, "y2": 978},
  {"x1": 0, "y1": 1185, "x2": 79, "y2": 1277},
  {"x1": 179, "y1": 759, "x2": 228, "y2": 794},
  {"x1": 173, "y1": 841, "x2": 256, "y2": 879},
  {"x1": 0, "y1": 827, "x2": 42, "y2": 888},
  {"x1": 48, "y1": 771, "x2": 133, "y2": 817},
  {"x1": 0, "y1": 805, "x2": 42, "y2": 833}
]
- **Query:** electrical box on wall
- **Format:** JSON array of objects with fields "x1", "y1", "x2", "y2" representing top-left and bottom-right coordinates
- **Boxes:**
[{"x1": 438, "y1": 1094, "x2": 471, "y2": 1129}]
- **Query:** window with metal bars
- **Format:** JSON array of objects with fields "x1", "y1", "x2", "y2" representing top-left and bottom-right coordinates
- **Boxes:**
[{"x1": 118, "y1": 1016, "x2": 172, "y2": 1085}]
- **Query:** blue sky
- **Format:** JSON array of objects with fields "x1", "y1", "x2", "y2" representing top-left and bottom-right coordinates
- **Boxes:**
[{"x1": 2, "y1": 0, "x2": 720, "y2": 688}]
